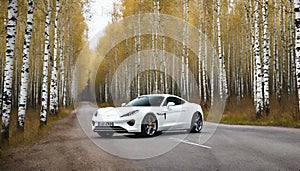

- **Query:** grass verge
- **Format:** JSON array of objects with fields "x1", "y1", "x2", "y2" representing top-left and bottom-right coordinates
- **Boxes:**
[
  {"x1": 0, "y1": 107, "x2": 72, "y2": 157},
  {"x1": 220, "y1": 95, "x2": 300, "y2": 128}
]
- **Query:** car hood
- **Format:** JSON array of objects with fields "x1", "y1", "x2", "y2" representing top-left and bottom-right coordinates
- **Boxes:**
[{"x1": 96, "y1": 106, "x2": 153, "y2": 118}]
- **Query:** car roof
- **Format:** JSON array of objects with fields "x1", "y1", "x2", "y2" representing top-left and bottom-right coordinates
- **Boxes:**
[{"x1": 141, "y1": 94, "x2": 186, "y2": 101}]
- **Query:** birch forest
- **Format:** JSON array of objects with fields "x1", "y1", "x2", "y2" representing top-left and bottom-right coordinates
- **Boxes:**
[
  {"x1": 1, "y1": 0, "x2": 300, "y2": 138},
  {"x1": 92, "y1": 0, "x2": 300, "y2": 124},
  {"x1": 0, "y1": 0, "x2": 87, "y2": 138}
]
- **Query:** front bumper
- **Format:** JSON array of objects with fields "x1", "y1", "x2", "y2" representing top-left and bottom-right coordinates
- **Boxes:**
[{"x1": 92, "y1": 119, "x2": 141, "y2": 133}]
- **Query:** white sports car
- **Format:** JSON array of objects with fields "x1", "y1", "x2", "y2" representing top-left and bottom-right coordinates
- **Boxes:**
[{"x1": 92, "y1": 94, "x2": 204, "y2": 137}]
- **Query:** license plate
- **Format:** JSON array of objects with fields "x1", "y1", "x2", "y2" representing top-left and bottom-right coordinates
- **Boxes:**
[{"x1": 98, "y1": 122, "x2": 114, "y2": 126}]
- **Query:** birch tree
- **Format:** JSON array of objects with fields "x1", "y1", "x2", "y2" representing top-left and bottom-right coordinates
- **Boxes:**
[
  {"x1": 211, "y1": 0, "x2": 216, "y2": 107},
  {"x1": 184, "y1": 0, "x2": 189, "y2": 100},
  {"x1": 137, "y1": 0, "x2": 141, "y2": 96},
  {"x1": 280, "y1": 0, "x2": 286, "y2": 97},
  {"x1": 250, "y1": 0, "x2": 258, "y2": 106},
  {"x1": 288, "y1": 0, "x2": 295, "y2": 95},
  {"x1": 273, "y1": 0, "x2": 280, "y2": 99},
  {"x1": 50, "y1": 0, "x2": 60, "y2": 114},
  {"x1": 1, "y1": 0, "x2": 18, "y2": 137},
  {"x1": 17, "y1": 0, "x2": 34, "y2": 127},
  {"x1": 153, "y1": 0, "x2": 158, "y2": 92},
  {"x1": 294, "y1": 0, "x2": 300, "y2": 112},
  {"x1": 0, "y1": 17, "x2": 5, "y2": 116},
  {"x1": 181, "y1": 0, "x2": 188, "y2": 99},
  {"x1": 40, "y1": 0, "x2": 51, "y2": 124},
  {"x1": 197, "y1": 0, "x2": 202, "y2": 100},
  {"x1": 262, "y1": 0, "x2": 270, "y2": 113},
  {"x1": 59, "y1": 36, "x2": 66, "y2": 107},
  {"x1": 217, "y1": 0, "x2": 228, "y2": 100},
  {"x1": 203, "y1": 3, "x2": 208, "y2": 103},
  {"x1": 217, "y1": 0, "x2": 223, "y2": 99},
  {"x1": 254, "y1": 0, "x2": 263, "y2": 117},
  {"x1": 228, "y1": 0, "x2": 234, "y2": 13}
]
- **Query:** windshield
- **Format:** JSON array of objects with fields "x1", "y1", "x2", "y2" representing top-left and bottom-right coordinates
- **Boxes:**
[{"x1": 126, "y1": 96, "x2": 165, "y2": 107}]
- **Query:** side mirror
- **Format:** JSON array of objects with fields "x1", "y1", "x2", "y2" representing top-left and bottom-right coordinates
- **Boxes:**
[
  {"x1": 166, "y1": 102, "x2": 175, "y2": 109},
  {"x1": 121, "y1": 103, "x2": 127, "y2": 107}
]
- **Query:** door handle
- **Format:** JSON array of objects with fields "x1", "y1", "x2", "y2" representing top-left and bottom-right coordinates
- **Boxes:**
[{"x1": 157, "y1": 112, "x2": 167, "y2": 119}]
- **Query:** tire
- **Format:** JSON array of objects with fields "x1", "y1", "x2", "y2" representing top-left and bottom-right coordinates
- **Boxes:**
[
  {"x1": 141, "y1": 114, "x2": 158, "y2": 137},
  {"x1": 97, "y1": 132, "x2": 114, "y2": 137},
  {"x1": 190, "y1": 112, "x2": 203, "y2": 133}
]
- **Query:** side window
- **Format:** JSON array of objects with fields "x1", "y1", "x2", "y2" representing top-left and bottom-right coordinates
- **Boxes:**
[{"x1": 163, "y1": 97, "x2": 184, "y2": 106}]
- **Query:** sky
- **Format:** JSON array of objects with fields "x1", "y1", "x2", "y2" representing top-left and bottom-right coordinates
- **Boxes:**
[{"x1": 86, "y1": 0, "x2": 116, "y2": 40}]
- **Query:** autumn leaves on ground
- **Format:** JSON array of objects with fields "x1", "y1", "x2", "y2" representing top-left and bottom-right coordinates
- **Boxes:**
[{"x1": 1, "y1": 0, "x2": 300, "y2": 160}]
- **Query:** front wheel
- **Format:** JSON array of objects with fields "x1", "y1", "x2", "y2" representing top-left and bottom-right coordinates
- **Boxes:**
[
  {"x1": 190, "y1": 112, "x2": 203, "y2": 133},
  {"x1": 97, "y1": 132, "x2": 114, "y2": 137},
  {"x1": 141, "y1": 114, "x2": 158, "y2": 137}
]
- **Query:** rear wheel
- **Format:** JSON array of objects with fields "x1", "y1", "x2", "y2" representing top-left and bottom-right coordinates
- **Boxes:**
[
  {"x1": 97, "y1": 132, "x2": 114, "y2": 137},
  {"x1": 190, "y1": 112, "x2": 203, "y2": 133},
  {"x1": 141, "y1": 114, "x2": 158, "y2": 137}
]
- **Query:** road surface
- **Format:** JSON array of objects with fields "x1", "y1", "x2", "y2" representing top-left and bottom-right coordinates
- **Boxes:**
[{"x1": 1, "y1": 103, "x2": 300, "y2": 170}]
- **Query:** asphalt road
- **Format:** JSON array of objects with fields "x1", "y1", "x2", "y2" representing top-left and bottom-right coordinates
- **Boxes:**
[
  {"x1": 76, "y1": 103, "x2": 300, "y2": 170},
  {"x1": 1, "y1": 102, "x2": 299, "y2": 170}
]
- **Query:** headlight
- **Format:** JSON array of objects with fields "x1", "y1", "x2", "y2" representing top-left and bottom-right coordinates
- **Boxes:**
[
  {"x1": 120, "y1": 110, "x2": 139, "y2": 117},
  {"x1": 94, "y1": 111, "x2": 98, "y2": 117}
]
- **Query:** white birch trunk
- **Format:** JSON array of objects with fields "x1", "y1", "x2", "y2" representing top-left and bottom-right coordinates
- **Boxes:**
[
  {"x1": 160, "y1": 18, "x2": 165, "y2": 92},
  {"x1": 294, "y1": 0, "x2": 300, "y2": 112},
  {"x1": 217, "y1": 0, "x2": 227, "y2": 100},
  {"x1": 290, "y1": 1, "x2": 296, "y2": 94},
  {"x1": 1, "y1": 0, "x2": 18, "y2": 136},
  {"x1": 185, "y1": 0, "x2": 189, "y2": 100},
  {"x1": 105, "y1": 75, "x2": 108, "y2": 102},
  {"x1": 280, "y1": 0, "x2": 285, "y2": 98},
  {"x1": 163, "y1": 35, "x2": 168, "y2": 93},
  {"x1": 249, "y1": 0, "x2": 257, "y2": 105},
  {"x1": 217, "y1": 0, "x2": 223, "y2": 100},
  {"x1": 181, "y1": 0, "x2": 188, "y2": 99},
  {"x1": 273, "y1": 0, "x2": 281, "y2": 99},
  {"x1": 228, "y1": 0, "x2": 234, "y2": 14},
  {"x1": 262, "y1": 0, "x2": 270, "y2": 113},
  {"x1": 125, "y1": 37, "x2": 130, "y2": 100},
  {"x1": 222, "y1": 46, "x2": 228, "y2": 96},
  {"x1": 240, "y1": 38, "x2": 245, "y2": 98},
  {"x1": 17, "y1": 0, "x2": 34, "y2": 127},
  {"x1": 203, "y1": 33, "x2": 208, "y2": 103},
  {"x1": 114, "y1": 49, "x2": 119, "y2": 100},
  {"x1": 159, "y1": 34, "x2": 166, "y2": 93},
  {"x1": 203, "y1": 4, "x2": 209, "y2": 103},
  {"x1": 50, "y1": 0, "x2": 60, "y2": 114},
  {"x1": 288, "y1": 0, "x2": 294, "y2": 95},
  {"x1": 172, "y1": 50, "x2": 176, "y2": 94},
  {"x1": 227, "y1": 0, "x2": 232, "y2": 96},
  {"x1": 137, "y1": 0, "x2": 141, "y2": 96},
  {"x1": 40, "y1": 0, "x2": 51, "y2": 124},
  {"x1": 254, "y1": 0, "x2": 263, "y2": 117},
  {"x1": 197, "y1": 0, "x2": 202, "y2": 100},
  {"x1": 153, "y1": 0, "x2": 158, "y2": 92},
  {"x1": 0, "y1": 18, "x2": 5, "y2": 116},
  {"x1": 59, "y1": 36, "x2": 66, "y2": 107},
  {"x1": 151, "y1": 11, "x2": 155, "y2": 93},
  {"x1": 211, "y1": 0, "x2": 216, "y2": 107}
]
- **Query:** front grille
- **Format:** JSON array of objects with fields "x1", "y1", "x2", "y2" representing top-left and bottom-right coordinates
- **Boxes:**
[{"x1": 93, "y1": 126, "x2": 128, "y2": 133}]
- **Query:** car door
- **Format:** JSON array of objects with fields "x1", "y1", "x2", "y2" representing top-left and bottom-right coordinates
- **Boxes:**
[{"x1": 160, "y1": 97, "x2": 185, "y2": 130}]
